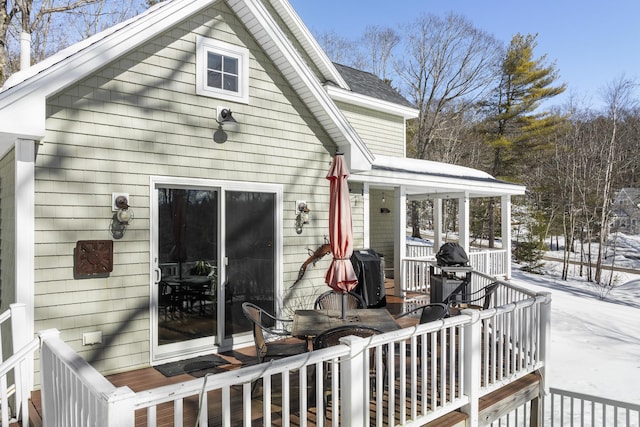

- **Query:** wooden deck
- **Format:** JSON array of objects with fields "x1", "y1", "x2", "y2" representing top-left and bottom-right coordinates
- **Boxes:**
[{"x1": 24, "y1": 288, "x2": 543, "y2": 426}]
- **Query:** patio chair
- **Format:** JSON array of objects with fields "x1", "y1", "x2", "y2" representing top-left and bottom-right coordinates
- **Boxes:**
[
  {"x1": 394, "y1": 303, "x2": 448, "y2": 372},
  {"x1": 394, "y1": 303, "x2": 448, "y2": 324},
  {"x1": 314, "y1": 290, "x2": 366, "y2": 310},
  {"x1": 445, "y1": 281, "x2": 500, "y2": 312},
  {"x1": 241, "y1": 302, "x2": 308, "y2": 364},
  {"x1": 312, "y1": 325, "x2": 384, "y2": 406},
  {"x1": 158, "y1": 281, "x2": 178, "y2": 319}
]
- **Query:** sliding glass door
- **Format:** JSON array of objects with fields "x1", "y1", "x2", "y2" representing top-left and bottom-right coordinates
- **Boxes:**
[{"x1": 151, "y1": 177, "x2": 281, "y2": 362}]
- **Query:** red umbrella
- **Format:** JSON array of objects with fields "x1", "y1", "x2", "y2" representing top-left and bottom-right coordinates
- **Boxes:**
[{"x1": 325, "y1": 153, "x2": 358, "y2": 318}]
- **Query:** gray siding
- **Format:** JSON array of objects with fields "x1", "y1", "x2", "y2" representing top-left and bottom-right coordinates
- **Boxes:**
[
  {"x1": 336, "y1": 101, "x2": 405, "y2": 158},
  {"x1": 369, "y1": 189, "x2": 394, "y2": 272},
  {"x1": 35, "y1": 3, "x2": 340, "y2": 374}
]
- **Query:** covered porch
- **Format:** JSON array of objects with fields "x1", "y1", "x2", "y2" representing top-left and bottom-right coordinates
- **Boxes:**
[{"x1": 351, "y1": 155, "x2": 526, "y2": 300}]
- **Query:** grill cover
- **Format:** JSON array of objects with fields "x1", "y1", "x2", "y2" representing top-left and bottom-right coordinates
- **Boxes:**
[{"x1": 351, "y1": 249, "x2": 386, "y2": 308}]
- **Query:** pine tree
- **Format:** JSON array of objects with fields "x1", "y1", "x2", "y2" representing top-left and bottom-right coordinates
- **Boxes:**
[{"x1": 479, "y1": 33, "x2": 566, "y2": 247}]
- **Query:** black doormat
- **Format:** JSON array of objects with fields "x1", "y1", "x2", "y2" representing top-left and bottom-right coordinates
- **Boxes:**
[{"x1": 155, "y1": 354, "x2": 230, "y2": 377}]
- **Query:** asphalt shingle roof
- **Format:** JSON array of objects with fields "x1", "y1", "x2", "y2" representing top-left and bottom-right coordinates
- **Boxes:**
[{"x1": 332, "y1": 63, "x2": 415, "y2": 109}]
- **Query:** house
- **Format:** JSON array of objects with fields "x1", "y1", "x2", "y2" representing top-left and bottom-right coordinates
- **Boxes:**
[
  {"x1": 610, "y1": 188, "x2": 640, "y2": 234},
  {"x1": 0, "y1": 0, "x2": 525, "y2": 382}
]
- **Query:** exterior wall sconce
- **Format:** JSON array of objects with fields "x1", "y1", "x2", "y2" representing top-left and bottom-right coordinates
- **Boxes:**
[
  {"x1": 110, "y1": 193, "x2": 134, "y2": 239},
  {"x1": 295, "y1": 201, "x2": 310, "y2": 234},
  {"x1": 214, "y1": 107, "x2": 238, "y2": 144}
]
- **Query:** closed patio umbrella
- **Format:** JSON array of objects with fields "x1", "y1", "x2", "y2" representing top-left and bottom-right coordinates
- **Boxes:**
[{"x1": 325, "y1": 153, "x2": 358, "y2": 318}]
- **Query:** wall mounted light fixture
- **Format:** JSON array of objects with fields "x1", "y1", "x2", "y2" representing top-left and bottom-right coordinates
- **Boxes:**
[
  {"x1": 110, "y1": 193, "x2": 134, "y2": 239},
  {"x1": 295, "y1": 201, "x2": 310, "y2": 234},
  {"x1": 214, "y1": 107, "x2": 238, "y2": 144}
]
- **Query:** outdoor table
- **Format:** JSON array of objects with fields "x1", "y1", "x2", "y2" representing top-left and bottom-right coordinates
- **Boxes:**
[
  {"x1": 163, "y1": 275, "x2": 212, "y2": 314},
  {"x1": 291, "y1": 308, "x2": 400, "y2": 339}
]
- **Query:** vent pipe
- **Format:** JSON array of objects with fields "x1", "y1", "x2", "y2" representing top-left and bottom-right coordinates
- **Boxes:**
[{"x1": 20, "y1": 32, "x2": 31, "y2": 70}]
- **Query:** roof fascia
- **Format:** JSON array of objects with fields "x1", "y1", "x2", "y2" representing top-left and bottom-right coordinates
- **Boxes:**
[
  {"x1": 268, "y1": 0, "x2": 350, "y2": 90},
  {"x1": 352, "y1": 168, "x2": 526, "y2": 198},
  {"x1": 325, "y1": 85, "x2": 419, "y2": 119},
  {"x1": 0, "y1": 0, "x2": 217, "y2": 145},
  {"x1": 228, "y1": 0, "x2": 374, "y2": 171}
]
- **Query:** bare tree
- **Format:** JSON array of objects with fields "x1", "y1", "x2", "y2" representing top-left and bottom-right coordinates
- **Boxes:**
[
  {"x1": 361, "y1": 25, "x2": 399, "y2": 81},
  {"x1": 1, "y1": 0, "x2": 147, "y2": 83},
  {"x1": 594, "y1": 76, "x2": 638, "y2": 283},
  {"x1": 314, "y1": 29, "x2": 363, "y2": 68},
  {"x1": 397, "y1": 12, "x2": 502, "y2": 162}
]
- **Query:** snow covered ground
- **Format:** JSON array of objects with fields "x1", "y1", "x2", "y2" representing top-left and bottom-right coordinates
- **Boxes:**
[{"x1": 510, "y1": 233, "x2": 640, "y2": 405}]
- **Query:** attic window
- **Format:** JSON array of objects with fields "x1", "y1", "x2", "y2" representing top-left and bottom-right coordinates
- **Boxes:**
[{"x1": 196, "y1": 36, "x2": 249, "y2": 103}]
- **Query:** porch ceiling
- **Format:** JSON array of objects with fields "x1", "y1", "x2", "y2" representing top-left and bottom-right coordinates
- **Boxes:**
[{"x1": 352, "y1": 155, "x2": 526, "y2": 199}]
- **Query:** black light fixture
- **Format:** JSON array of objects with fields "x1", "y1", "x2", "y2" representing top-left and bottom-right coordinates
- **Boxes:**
[{"x1": 214, "y1": 107, "x2": 238, "y2": 143}]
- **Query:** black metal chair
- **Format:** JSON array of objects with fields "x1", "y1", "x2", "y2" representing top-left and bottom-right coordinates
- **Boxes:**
[
  {"x1": 394, "y1": 303, "x2": 449, "y2": 324},
  {"x1": 394, "y1": 303, "x2": 448, "y2": 376},
  {"x1": 314, "y1": 290, "x2": 366, "y2": 310},
  {"x1": 312, "y1": 325, "x2": 383, "y2": 407},
  {"x1": 445, "y1": 281, "x2": 500, "y2": 311}
]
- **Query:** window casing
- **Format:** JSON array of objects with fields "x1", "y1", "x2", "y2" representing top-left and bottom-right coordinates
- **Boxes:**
[{"x1": 196, "y1": 36, "x2": 249, "y2": 103}]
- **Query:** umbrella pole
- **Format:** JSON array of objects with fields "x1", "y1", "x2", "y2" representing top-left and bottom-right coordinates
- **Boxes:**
[{"x1": 342, "y1": 292, "x2": 346, "y2": 319}]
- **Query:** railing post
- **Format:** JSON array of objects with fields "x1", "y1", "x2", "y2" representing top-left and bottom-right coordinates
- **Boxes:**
[
  {"x1": 105, "y1": 387, "x2": 136, "y2": 427},
  {"x1": 538, "y1": 292, "x2": 552, "y2": 395},
  {"x1": 340, "y1": 335, "x2": 367, "y2": 427},
  {"x1": 484, "y1": 252, "x2": 491, "y2": 276},
  {"x1": 39, "y1": 328, "x2": 61, "y2": 427},
  {"x1": 9, "y1": 303, "x2": 30, "y2": 425},
  {"x1": 461, "y1": 309, "x2": 481, "y2": 427}
]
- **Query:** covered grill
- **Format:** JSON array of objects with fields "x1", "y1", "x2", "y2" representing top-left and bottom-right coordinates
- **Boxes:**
[{"x1": 350, "y1": 249, "x2": 386, "y2": 308}]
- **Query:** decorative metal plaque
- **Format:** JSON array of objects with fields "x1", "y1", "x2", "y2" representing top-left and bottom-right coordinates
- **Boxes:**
[{"x1": 74, "y1": 240, "x2": 113, "y2": 279}]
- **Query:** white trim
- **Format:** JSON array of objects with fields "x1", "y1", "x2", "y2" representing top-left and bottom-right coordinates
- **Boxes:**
[
  {"x1": 363, "y1": 183, "x2": 370, "y2": 249},
  {"x1": 393, "y1": 186, "x2": 407, "y2": 297},
  {"x1": 227, "y1": 0, "x2": 375, "y2": 172},
  {"x1": 325, "y1": 85, "x2": 419, "y2": 119},
  {"x1": 195, "y1": 36, "x2": 250, "y2": 104},
  {"x1": 501, "y1": 196, "x2": 512, "y2": 279},
  {"x1": 268, "y1": 0, "x2": 350, "y2": 90},
  {"x1": 0, "y1": 0, "x2": 218, "y2": 146},
  {"x1": 149, "y1": 175, "x2": 283, "y2": 363},
  {"x1": 15, "y1": 140, "x2": 35, "y2": 340}
]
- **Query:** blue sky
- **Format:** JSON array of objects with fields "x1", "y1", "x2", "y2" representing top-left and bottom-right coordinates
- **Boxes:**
[{"x1": 289, "y1": 0, "x2": 640, "y2": 110}]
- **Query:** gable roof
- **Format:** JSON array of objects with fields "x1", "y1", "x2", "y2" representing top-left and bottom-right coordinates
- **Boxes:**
[
  {"x1": 332, "y1": 63, "x2": 414, "y2": 109},
  {"x1": 0, "y1": 0, "x2": 378, "y2": 170}
]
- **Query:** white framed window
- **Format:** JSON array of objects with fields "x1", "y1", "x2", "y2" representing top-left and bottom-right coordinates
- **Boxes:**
[{"x1": 196, "y1": 36, "x2": 249, "y2": 103}]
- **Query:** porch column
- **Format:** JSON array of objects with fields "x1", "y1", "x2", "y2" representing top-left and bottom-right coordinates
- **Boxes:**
[
  {"x1": 363, "y1": 183, "x2": 370, "y2": 248},
  {"x1": 501, "y1": 195, "x2": 512, "y2": 279},
  {"x1": 458, "y1": 193, "x2": 470, "y2": 254},
  {"x1": 433, "y1": 198, "x2": 443, "y2": 252},
  {"x1": 393, "y1": 186, "x2": 406, "y2": 297},
  {"x1": 15, "y1": 139, "x2": 35, "y2": 396}
]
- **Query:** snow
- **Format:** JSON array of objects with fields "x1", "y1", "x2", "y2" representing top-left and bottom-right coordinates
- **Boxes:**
[
  {"x1": 509, "y1": 233, "x2": 640, "y2": 404},
  {"x1": 373, "y1": 154, "x2": 495, "y2": 179}
]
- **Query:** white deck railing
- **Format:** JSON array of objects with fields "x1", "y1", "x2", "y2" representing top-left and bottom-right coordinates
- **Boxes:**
[
  {"x1": 402, "y1": 248, "x2": 508, "y2": 295},
  {"x1": 39, "y1": 329, "x2": 136, "y2": 427},
  {"x1": 33, "y1": 278, "x2": 550, "y2": 427},
  {"x1": 0, "y1": 303, "x2": 31, "y2": 426},
  {"x1": 544, "y1": 388, "x2": 640, "y2": 427},
  {"x1": 468, "y1": 249, "x2": 507, "y2": 277}
]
